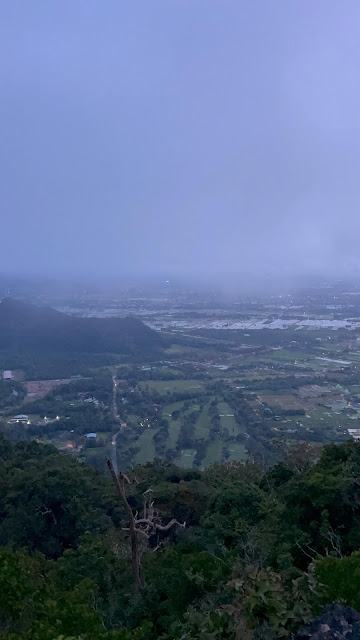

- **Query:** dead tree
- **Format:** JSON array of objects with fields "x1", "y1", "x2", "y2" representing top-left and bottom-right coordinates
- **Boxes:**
[
  {"x1": 321, "y1": 524, "x2": 343, "y2": 558},
  {"x1": 107, "y1": 459, "x2": 185, "y2": 593},
  {"x1": 107, "y1": 459, "x2": 143, "y2": 592},
  {"x1": 36, "y1": 505, "x2": 57, "y2": 526}
]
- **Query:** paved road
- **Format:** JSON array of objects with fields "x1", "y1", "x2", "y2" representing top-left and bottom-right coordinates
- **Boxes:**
[
  {"x1": 111, "y1": 429, "x2": 121, "y2": 475},
  {"x1": 112, "y1": 374, "x2": 118, "y2": 418},
  {"x1": 111, "y1": 374, "x2": 121, "y2": 475}
]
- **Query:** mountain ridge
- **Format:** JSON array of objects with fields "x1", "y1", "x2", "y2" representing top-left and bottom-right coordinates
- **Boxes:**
[{"x1": 0, "y1": 297, "x2": 163, "y2": 354}]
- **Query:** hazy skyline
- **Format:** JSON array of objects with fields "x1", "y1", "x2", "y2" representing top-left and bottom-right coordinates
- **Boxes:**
[{"x1": 1, "y1": 1, "x2": 360, "y2": 281}]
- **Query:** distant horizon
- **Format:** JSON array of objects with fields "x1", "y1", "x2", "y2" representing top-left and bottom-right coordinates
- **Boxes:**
[{"x1": 1, "y1": 269, "x2": 360, "y2": 302}]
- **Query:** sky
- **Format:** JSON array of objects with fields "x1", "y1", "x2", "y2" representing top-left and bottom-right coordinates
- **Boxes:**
[{"x1": 1, "y1": 1, "x2": 360, "y2": 282}]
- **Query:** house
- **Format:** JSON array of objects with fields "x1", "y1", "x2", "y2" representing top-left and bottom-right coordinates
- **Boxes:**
[
  {"x1": 3, "y1": 370, "x2": 13, "y2": 380},
  {"x1": 86, "y1": 433, "x2": 97, "y2": 438},
  {"x1": 83, "y1": 397, "x2": 100, "y2": 406},
  {"x1": 10, "y1": 414, "x2": 29, "y2": 424}
]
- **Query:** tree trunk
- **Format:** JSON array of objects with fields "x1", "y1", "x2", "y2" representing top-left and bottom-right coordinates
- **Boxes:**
[{"x1": 106, "y1": 459, "x2": 144, "y2": 593}]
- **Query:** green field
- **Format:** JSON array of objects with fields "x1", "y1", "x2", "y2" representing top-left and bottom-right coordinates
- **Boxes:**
[
  {"x1": 96, "y1": 432, "x2": 111, "y2": 442},
  {"x1": 239, "y1": 371, "x2": 287, "y2": 381},
  {"x1": 266, "y1": 407, "x2": 356, "y2": 440},
  {"x1": 217, "y1": 401, "x2": 239, "y2": 436},
  {"x1": 301, "y1": 409, "x2": 358, "y2": 432},
  {"x1": 194, "y1": 404, "x2": 210, "y2": 439},
  {"x1": 84, "y1": 446, "x2": 108, "y2": 458},
  {"x1": 134, "y1": 428, "x2": 156, "y2": 464},
  {"x1": 128, "y1": 393, "x2": 250, "y2": 468},
  {"x1": 228, "y1": 442, "x2": 247, "y2": 462},
  {"x1": 348, "y1": 385, "x2": 360, "y2": 394},
  {"x1": 163, "y1": 400, "x2": 187, "y2": 415},
  {"x1": 314, "y1": 343, "x2": 347, "y2": 353},
  {"x1": 167, "y1": 419, "x2": 182, "y2": 449},
  {"x1": 263, "y1": 350, "x2": 309, "y2": 363},
  {"x1": 306, "y1": 358, "x2": 352, "y2": 371},
  {"x1": 139, "y1": 379, "x2": 204, "y2": 393},
  {"x1": 204, "y1": 440, "x2": 223, "y2": 466},
  {"x1": 177, "y1": 448, "x2": 196, "y2": 468}
]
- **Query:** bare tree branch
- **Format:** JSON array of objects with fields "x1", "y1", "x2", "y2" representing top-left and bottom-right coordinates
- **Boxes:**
[
  {"x1": 321, "y1": 525, "x2": 343, "y2": 558},
  {"x1": 36, "y1": 506, "x2": 57, "y2": 526},
  {"x1": 107, "y1": 459, "x2": 144, "y2": 593},
  {"x1": 107, "y1": 459, "x2": 186, "y2": 593},
  {"x1": 154, "y1": 518, "x2": 186, "y2": 532},
  {"x1": 295, "y1": 540, "x2": 321, "y2": 561}
]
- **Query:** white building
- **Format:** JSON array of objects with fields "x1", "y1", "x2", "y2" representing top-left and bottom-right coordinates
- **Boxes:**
[
  {"x1": 3, "y1": 370, "x2": 13, "y2": 380},
  {"x1": 10, "y1": 414, "x2": 29, "y2": 424}
]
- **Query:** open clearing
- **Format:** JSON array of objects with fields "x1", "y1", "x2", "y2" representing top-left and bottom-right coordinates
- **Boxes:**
[
  {"x1": 166, "y1": 419, "x2": 182, "y2": 450},
  {"x1": 228, "y1": 442, "x2": 247, "y2": 461},
  {"x1": 204, "y1": 440, "x2": 223, "y2": 466},
  {"x1": 177, "y1": 449, "x2": 196, "y2": 468},
  {"x1": 218, "y1": 401, "x2": 238, "y2": 435},
  {"x1": 163, "y1": 400, "x2": 187, "y2": 415},
  {"x1": 257, "y1": 393, "x2": 304, "y2": 410},
  {"x1": 84, "y1": 446, "x2": 108, "y2": 459},
  {"x1": 134, "y1": 428, "x2": 156, "y2": 464},
  {"x1": 194, "y1": 404, "x2": 211, "y2": 439},
  {"x1": 139, "y1": 379, "x2": 204, "y2": 393}
]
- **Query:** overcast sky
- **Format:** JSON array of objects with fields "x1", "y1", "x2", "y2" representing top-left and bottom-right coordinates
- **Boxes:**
[{"x1": 1, "y1": 1, "x2": 360, "y2": 281}]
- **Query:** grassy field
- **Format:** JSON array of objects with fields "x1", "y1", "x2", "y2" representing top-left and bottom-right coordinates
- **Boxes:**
[
  {"x1": 314, "y1": 343, "x2": 348, "y2": 353},
  {"x1": 257, "y1": 393, "x2": 304, "y2": 410},
  {"x1": 194, "y1": 404, "x2": 210, "y2": 439},
  {"x1": 267, "y1": 408, "x2": 356, "y2": 439},
  {"x1": 83, "y1": 446, "x2": 108, "y2": 458},
  {"x1": 166, "y1": 419, "x2": 182, "y2": 450},
  {"x1": 134, "y1": 428, "x2": 156, "y2": 464},
  {"x1": 164, "y1": 344, "x2": 227, "y2": 360},
  {"x1": 263, "y1": 350, "x2": 310, "y2": 363},
  {"x1": 163, "y1": 400, "x2": 187, "y2": 415},
  {"x1": 239, "y1": 371, "x2": 287, "y2": 381},
  {"x1": 128, "y1": 393, "x2": 251, "y2": 468},
  {"x1": 302, "y1": 409, "x2": 358, "y2": 432},
  {"x1": 177, "y1": 448, "x2": 196, "y2": 468},
  {"x1": 228, "y1": 442, "x2": 247, "y2": 461},
  {"x1": 126, "y1": 414, "x2": 143, "y2": 426},
  {"x1": 204, "y1": 440, "x2": 223, "y2": 466},
  {"x1": 96, "y1": 432, "x2": 111, "y2": 442},
  {"x1": 217, "y1": 401, "x2": 238, "y2": 436},
  {"x1": 139, "y1": 379, "x2": 204, "y2": 393},
  {"x1": 306, "y1": 359, "x2": 352, "y2": 371},
  {"x1": 348, "y1": 385, "x2": 360, "y2": 394}
]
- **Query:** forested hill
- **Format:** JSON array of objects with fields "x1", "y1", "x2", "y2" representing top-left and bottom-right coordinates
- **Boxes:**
[
  {"x1": 0, "y1": 297, "x2": 164, "y2": 354},
  {"x1": 2, "y1": 434, "x2": 360, "y2": 639}
]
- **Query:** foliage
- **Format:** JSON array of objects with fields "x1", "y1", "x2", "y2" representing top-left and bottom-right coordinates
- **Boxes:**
[
  {"x1": 1, "y1": 436, "x2": 360, "y2": 638},
  {"x1": 316, "y1": 552, "x2": 360, "y2": 611},
  {"x1": 0, "y1": 379, "x2": 26, "y2": 409}
]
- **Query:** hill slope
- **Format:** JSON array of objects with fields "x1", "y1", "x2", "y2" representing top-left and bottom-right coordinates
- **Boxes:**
[{"x1": 0, "y1": 298, "x2": 163, "y2": 354}]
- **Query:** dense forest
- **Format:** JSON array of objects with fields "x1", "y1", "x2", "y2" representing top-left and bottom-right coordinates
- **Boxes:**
[{"x1": 1, "y1": 435, "x2": 360, "y2": 639}]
